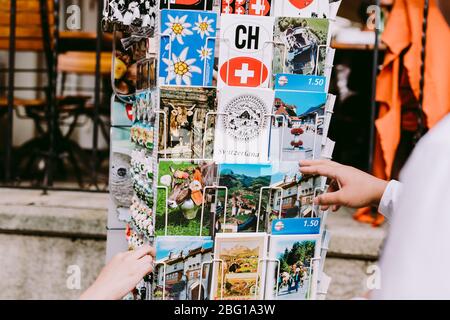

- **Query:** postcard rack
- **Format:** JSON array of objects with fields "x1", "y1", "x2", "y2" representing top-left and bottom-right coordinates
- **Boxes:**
[{"x1": 106, "y1": 0, "x2": 342, "y2": 301}]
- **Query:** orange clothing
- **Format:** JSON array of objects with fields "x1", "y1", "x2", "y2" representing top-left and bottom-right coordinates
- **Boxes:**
[{"x1": 374, "y1": 0, "x2": 450, "y2": 180}]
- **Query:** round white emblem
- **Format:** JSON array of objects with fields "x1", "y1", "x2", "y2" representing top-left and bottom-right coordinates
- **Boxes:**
[{"x1": 223, "y1": 94, "x2": 268, "y2": 141}]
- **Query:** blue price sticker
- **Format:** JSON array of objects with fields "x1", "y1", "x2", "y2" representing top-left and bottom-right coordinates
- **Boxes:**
[
  {"x1": 274, "y1": 74, "x2": 326, "y2": 92},
  {"x1": 271, "y1": 218, "x2": 321, "y2": 235}
]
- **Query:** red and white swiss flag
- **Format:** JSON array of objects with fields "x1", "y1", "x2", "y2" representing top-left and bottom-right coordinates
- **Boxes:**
[
  {"x1": 219, "y1": 56, "x2": 268, "y2": 87},
  {"x1": 221, "y1": 0, "x2": 271, "y2": 16},
  {"x1": 248, "y1": 0, "x2": 271, "y2": 16},
  {"x1": 126, "y1": 104, "x2": 133, "y2": 121}
]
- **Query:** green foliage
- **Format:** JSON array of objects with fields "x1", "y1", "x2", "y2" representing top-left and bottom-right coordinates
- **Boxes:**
[
  {"x1": 277, "y1": 240, "x2": 316, "y2": 272},
  {"x1": 280, "y1": 259, "x2": 290, "y2": 274}
]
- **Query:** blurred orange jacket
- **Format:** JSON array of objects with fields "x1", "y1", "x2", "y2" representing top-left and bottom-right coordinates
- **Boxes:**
[{"x1": 374, "y1": 0, "x2": 450, "y2": 180}]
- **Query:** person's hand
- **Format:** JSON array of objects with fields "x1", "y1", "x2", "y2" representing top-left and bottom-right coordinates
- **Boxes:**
[
  {"x1": 80, "y1": 245, "x2": 155, "y2": 300},
  {"x1": 299, "y1": 160, "x2": 388, "y2": 212}
]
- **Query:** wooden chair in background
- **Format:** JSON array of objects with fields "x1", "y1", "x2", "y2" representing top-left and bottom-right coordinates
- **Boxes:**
[{"x1": 0, "y1": 0, "x2": 112, "y2": 188}]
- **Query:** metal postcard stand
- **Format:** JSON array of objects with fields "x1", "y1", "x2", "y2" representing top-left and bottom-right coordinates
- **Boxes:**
[
  {"x1": 307, "y1": 257, "x2": 322, "y2": 300},
  {"x1": 257, "y1": 258, "x2": 281, "y2": 299},
  {"x1": 119, "y1": 0, "x2": 339, "y2": 301},
  {"x1": 199, "y1": 258, "x2": 225, "y2": 300}
]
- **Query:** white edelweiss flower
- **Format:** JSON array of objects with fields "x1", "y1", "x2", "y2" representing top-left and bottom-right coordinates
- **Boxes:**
[
  {"x1": 197, "y1": 45, "x2": 212, "y2": 62},
  {"x1": 192, "y1": 14, "x2": 214, "y2": 39},
  {"x1": 162, "y1": 47, "x2": 202, "y2": 86},
  {"x1": 163, "y1": 14, "x2": 193, "y2": 45}
]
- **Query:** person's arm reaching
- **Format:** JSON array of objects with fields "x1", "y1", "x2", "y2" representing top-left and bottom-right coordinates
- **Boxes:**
[
  {"x1": 80, "y1": 245, "x2": 155, "y2": 300},
  {"x1": 299, "y1": 160, "x2": 399, "y2": 219}
]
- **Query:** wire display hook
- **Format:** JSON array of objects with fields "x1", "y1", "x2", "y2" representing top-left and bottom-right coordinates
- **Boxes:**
[
  {"x1": 199, "y1": 258, "x2": 225, "y2": 300},
  {"x1": 257, "y1": 257, "x2": 281, "y2": 299}
]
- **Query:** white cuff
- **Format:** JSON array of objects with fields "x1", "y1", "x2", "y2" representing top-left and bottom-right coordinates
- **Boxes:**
[{"x1": 378, "y1": 180, "x2": 402, "y2": 220}]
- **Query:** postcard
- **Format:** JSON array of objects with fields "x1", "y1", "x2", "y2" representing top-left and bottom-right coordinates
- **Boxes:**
[
  {"x1": 268, "y1": 162, "x2": 324, "y2": 219},
  {"x1": 155, "y1": 160, "x2": 218, "y2": 237},
  {"x1": 264, "y1": 234, "x2": 321, "y2": 300},
  {"x1": 266, "y1": 161, "x2": 310, "y2": 222},
  {"x1": 273, "y1": 17, "x2": 329, "y2": 76},
  {"x1": 160, "y1": 0, "x2": 214, "y2": 11},
  {"x1": 271, "y1": 90, "x2": 327, "y2": 162},
  {"x1": 113, "y1": 31, "x2": 147, "y2": 99},
  {"x1": 221, "y1": 0, "x2": 272, "y2": 16},
  {"x1": 211, "y1": 233, "x2": 268, "y2": 300},
  {"x1": 153, "y1": 236, "x2": 214, "y2": 300},
  {"x1": 158, "y1": 86, "x2": 217, "y2": 159},
  {"x1": 213, "y1": 86, "x2": 274, "y2": 163},
  {"x1": 218, "y1": 14, "x2": 275, "y2": 88},
  {"x1": 159, "y1": 9, "x2": 217, "y2": 87},
  {"x1": 130, "y1": 195, "x2": 154, "y2": 239},
  {"x1": 136, "y1": 58, "x2": 157, "y2": 92},
  {"x1": 297, "y1": 175, "x2": 324, "y2": 217},
  {"x1": 104, "y1": 0, "x2": 157, "y2": 32},
  {"x1": 130, "y1": 148, "x2": 156, "y2": 210},
  {"x1": 265, "y1": 161, "x2": 301, "y2": 226},
  {"x1": 273, "y1": 0, "x2": 329, "y2": 18},
  {"x1": 215, "y1": 163, "x2": 272, "y2": 233},
  {"x1": 131, "y1": 122, "x2": 155, "y2": 150},
  {"x1": 110, "y1": 127, "x2": 134, "y2": 223},
  {"x1": 133, "y1": 90, "x2": 156, "y2": 123},
  {"x1": 111, "y1": 95, "x2": 134, "y2": 127}
]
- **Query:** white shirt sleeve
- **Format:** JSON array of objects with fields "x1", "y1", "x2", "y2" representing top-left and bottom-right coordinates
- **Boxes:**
[
  {"x1": 378, "y1": 180, "x2": 403, "y2": 220},
  {"x1": 373, "y1": 115, "x2": 450, "y2": 299}
]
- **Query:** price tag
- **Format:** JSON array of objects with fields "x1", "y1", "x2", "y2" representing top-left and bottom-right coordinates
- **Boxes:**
[
  {"x1": 274, "y1": 74, "x2": 326, "y2": 92},
  {"x1": 271, "y1": 218, "x2": 321, "y2": 235}
]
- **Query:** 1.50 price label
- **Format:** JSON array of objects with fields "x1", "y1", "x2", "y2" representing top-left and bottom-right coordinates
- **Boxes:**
[{"x1": 272, "y1": 218, "x2": 321, "y2": 235}]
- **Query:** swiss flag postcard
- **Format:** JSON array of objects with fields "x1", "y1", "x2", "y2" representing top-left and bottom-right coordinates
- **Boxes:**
[
  {"x1": 218, "y1": 15, "x2": 275, "y2": 88},
  {"x1": 221, "y1": 0, "x2": 272, "y2": 16},
  {"x1": 213, "y1": 86, "x2": 274, "y2": 164},
  {"x1": 159, "y1": 9, "x2": 217, "y2": 86},
  {"x1": 273, "y1": 0, "x2": 329, "y2": 18}
]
